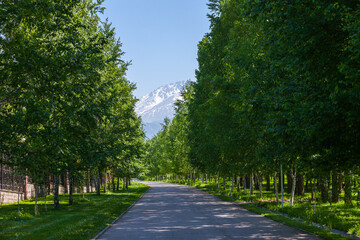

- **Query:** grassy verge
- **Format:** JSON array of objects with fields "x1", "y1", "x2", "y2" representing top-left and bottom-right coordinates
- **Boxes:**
[
  {"x1": 260, "y1": 201, "x2": 360, "y2": 236},
  {"x1": 0, "y1": 182, "x2": 149, "y2": 240},
  {"x1": 240, "y1": 203, "x2": 351, "y2": 240},
  {"x1": 160, "y1": 179, "x2": 357, "y2": 240}
]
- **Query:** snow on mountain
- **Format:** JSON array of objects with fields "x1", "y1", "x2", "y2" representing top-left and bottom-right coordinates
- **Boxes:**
[{"x1": 135, "y1": 81, "x2": 185, "y2": 138}]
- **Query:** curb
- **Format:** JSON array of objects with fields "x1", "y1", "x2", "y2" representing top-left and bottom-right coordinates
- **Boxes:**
[{"x1": 90, "y1": 186, "x2": 151, "y2": 240}]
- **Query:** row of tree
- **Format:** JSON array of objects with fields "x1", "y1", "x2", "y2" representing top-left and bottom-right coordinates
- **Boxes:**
[
  {"x1": 144, "y1": 0, "x2": 360, "y2": 205},
  {"x1": 0, "y1": 0, "x2": 144, "y2": 210}
]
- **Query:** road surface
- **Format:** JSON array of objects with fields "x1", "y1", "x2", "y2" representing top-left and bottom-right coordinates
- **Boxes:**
[{"x1": 98, "y1": 181, "x2": 321, "y2": 240}]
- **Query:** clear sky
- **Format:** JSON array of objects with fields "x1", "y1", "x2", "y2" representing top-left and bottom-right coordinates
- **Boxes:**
[{"x1": 100, "y1": 0, "x2": 210, "y2": 98}]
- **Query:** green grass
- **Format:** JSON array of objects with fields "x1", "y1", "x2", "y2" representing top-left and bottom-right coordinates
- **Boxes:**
[
  {"x1": 261, "y1": 201, "x2": 360, "y2": 236},
  {"x1": 0, "y1": 182, "x2": 149, "y2": 240},
  {"x1": 159, "y1": 178, "x2": 358, "y2": 240},
  {"x1": 239, "y1": 203, "x2": 352, "y2": 240}
]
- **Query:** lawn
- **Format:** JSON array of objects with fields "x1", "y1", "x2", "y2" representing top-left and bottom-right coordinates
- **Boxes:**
[{"x1": 0, "y1": 182, "x2": 149, "y2": 240}]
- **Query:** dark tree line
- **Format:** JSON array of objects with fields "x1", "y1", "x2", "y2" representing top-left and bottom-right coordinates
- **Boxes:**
[{"x1": 144, "y1": 0, "x2": 360, "y2": 206}]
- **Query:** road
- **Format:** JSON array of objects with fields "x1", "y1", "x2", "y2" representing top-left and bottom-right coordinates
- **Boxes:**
[{"x1": 97, "y1": 181, "x2": 321, "y2": 240}]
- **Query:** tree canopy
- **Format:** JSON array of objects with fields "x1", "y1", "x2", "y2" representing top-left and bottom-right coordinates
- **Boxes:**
[
  {"x1": 143, "y1": 0, "x2": 360, "y2": 205},
  {"x1": 1, "y1": 0, "x2": 144, "y2": 208}
]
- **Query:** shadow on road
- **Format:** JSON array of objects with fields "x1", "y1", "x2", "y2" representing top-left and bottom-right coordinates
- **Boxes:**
[{"x1": 98, "y1": 181, "x2": 320, "y2": 240}]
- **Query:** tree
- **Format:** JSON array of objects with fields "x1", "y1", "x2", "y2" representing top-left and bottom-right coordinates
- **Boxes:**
[{"x1": 1, "y1": 0, "x2": 144, "y2": 210}]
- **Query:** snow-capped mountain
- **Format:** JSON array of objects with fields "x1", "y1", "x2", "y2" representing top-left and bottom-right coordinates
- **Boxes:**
[{"x1": 136, "y1": 81, "x2": 185, "y2": 138}]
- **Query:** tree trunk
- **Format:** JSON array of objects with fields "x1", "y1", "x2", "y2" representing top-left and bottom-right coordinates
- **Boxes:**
[
  {"x1": 54, "y1": 174, "x2": 60, "y2": 208},
  {"x1": 52, "y1": 103, "x2": 60, "y2": 208},
  {"x1": 344, "y1": 170, "x2": 352, "y2": 205},
  {"x1": 64, "y1": 172, "x2": 68, "y2": 194},
  {"x1": 286, "y1": 170, "x2": 292, "y2": 194},
  {"x1": 48, "y1": 175, "x2": 51, "y2": 195},
  {"x1": 112, "y1": 174, "x2": 115, "y2": 192},
  {"x1": 104, "y1": 170, "x2": 107, "y2": 193},
  {"x1": 242, "y1": 176, "x2": 247, "y2": 194},
  {"x1": 237, "y1": 176, "x2": 240, "y2": 192},
  {"x1": 339, "y1": 174, "x2": 343, "y2": 193},
  {"x1": 314, "y1": 181, "x2": 317, "y2": 214},
  {"x1": 254, "y1": 173, "x2": 259, "y2": 190},
  {"x1": 44, "y1": 184, "x2": 47, "y2": 211},
  {"x1": 87, "y1": 171, "x2": 90, "y2": 193},
  {"x1": 280, "y1": 164, "x2": 284, "y2": 208},
  {"x1": 96, "y1": 169, "x2": 101, "y2": 195},
  {"x1": 217, "y1": 175, "x2": 220, "y2": 189},
  {"x1": 332, "y1": 170, "x2": 340, "y2": 203},
  {"x1": 296, "y1": 174, "x2": 305, "y2": 196},
  {"x1": 274, "y1": 172, "x2": 279, "y2": 203},
  {"x1": 290, "y1": 167, "x2": 296, "y2": 206},
  {"x1": 319, "y1": 175, "x2": 329, "y2": 202},
  {"x1": 108, "y1": 173, "x2": 111, "y2": 191},
  {"x1": 35, "y1": 185, "x2": 38, "y2": 216},
  {"x1": 278, "y1": 172, "x2": 282, "y2": 193},
  {"x1": 266, "y1": 175, "x2": 271, "y2": 191},
  {"x1": 223, "y1": 175, "x2": 226, "y2": 190},
  {"x1": 17, "y1": 185, "x2": 20, "y2": 217},
  {"x1": 258, "y1": 174, "x2": 263, "y2": 198},
  {"x1": 250, "y1": 172, "x2": 253, "y2": 196},
  {"x1": 246, "y1": 175, "x2": 250, "y2": 189},
  {"x1": 69, "y1": 174, "x2": 73, "y2": 205},
  {"x1": 310, "y1": 179, "x2": 314, "y2": 202}
]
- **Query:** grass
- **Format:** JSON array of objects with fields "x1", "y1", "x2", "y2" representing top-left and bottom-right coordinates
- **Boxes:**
[
  {"x1": 239, "y1": 203, "x2": 351, "y2": 240},
  {"x1": 158, "y1": 178, "x2": 359, "y2": 240},
  {"x1": 260, "y1": 201, "x2": 360, "y2": 236},
  {"x1": 0, "y1": 182, "x2": 149, "y2": 240}
]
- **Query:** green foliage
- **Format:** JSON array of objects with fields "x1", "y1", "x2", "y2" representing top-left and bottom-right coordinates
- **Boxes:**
[
  {"x1": 143, "y1": 0, "x2": 360, "y2": 206},
  {"x1": 143, "y1": 82, "x2": 192, "y2": 178},
  {"x1": 0, "y1": 0, "x2": 144, "y2": 205}
]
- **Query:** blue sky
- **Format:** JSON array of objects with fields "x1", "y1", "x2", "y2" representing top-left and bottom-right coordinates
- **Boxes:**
[{"x1": 100, "y1": 0, "x2": 210, "y2": 98}]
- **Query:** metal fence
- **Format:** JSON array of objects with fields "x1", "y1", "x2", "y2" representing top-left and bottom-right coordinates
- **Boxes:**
[{"x1": 0, "y1": 163, "x2": 26, "y2": 192}]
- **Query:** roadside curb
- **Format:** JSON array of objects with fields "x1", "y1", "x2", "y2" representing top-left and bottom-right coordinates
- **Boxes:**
[{"x1": 90, "y1": 186, "x2": 151, "y2": 240}]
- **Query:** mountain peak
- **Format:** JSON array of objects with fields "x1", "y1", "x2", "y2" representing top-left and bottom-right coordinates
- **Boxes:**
[{"x1": 135, "y1": 81, "x2": 185, "y2": 138}]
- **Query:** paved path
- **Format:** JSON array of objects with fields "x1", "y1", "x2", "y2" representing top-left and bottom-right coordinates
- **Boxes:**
[{"x1": 98, "y1": 181, "x2": 321, "y2": 240}]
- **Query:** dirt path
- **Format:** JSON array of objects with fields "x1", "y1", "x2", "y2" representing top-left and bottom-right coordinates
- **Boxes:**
[{"x1": 97, "y1": 181, "x2": 321, "y2": 240}]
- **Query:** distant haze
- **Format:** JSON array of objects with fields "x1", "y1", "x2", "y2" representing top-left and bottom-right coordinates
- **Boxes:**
[{"x1": 135, "y1": 81, "x2": 185, "y2": 138}]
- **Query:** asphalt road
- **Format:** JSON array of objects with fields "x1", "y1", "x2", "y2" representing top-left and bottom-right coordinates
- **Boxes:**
[{"x1": 97, "y1": 181, "x2": 321, "y2": 240}]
